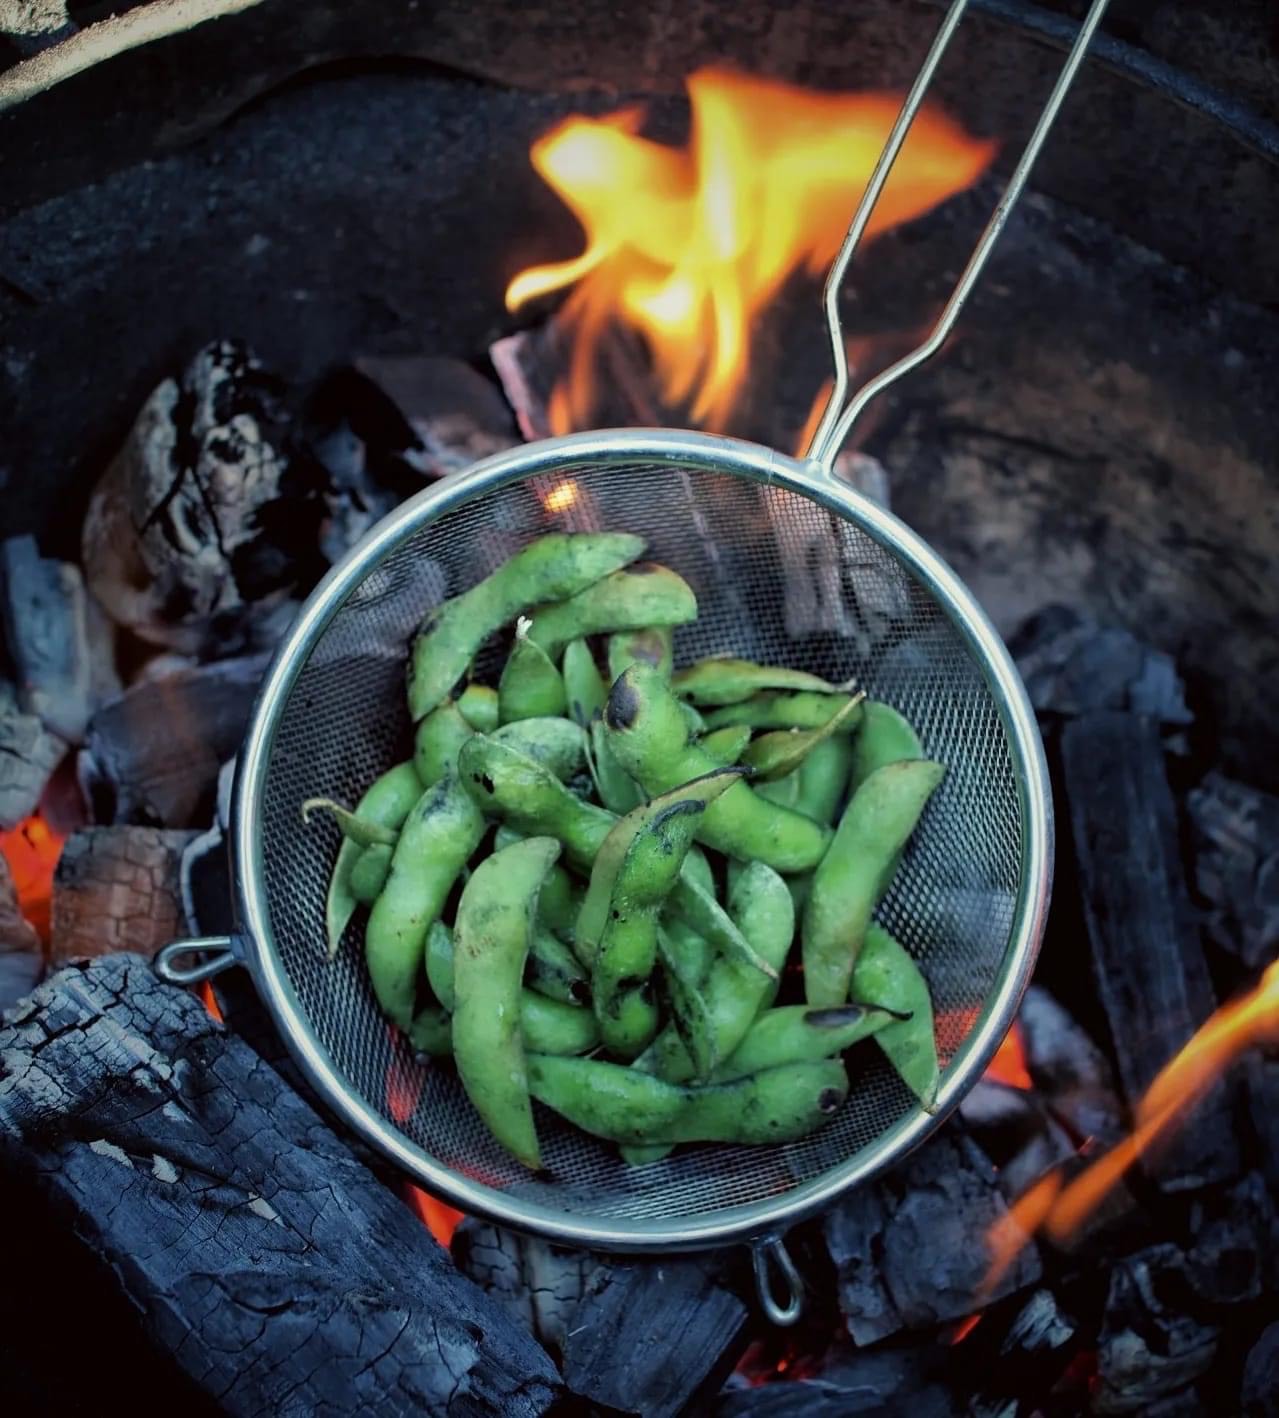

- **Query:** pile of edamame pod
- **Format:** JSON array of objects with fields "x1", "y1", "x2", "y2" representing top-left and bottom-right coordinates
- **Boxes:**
[{"x1": 306, "y1": 531, "x2": 945, "y2": 1170}]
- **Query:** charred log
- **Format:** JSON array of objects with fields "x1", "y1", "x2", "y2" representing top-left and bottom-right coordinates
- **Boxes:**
[{"x1": 0, "y1": 955, "x2": 561, "y2": 1416}]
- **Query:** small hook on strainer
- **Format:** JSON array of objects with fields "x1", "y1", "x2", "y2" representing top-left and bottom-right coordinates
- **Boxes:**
[{"x1": 751, "y1": 1235, "x2": 805, "y2": 1326}]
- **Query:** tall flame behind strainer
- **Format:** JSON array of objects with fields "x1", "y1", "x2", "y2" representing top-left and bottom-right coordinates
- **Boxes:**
[{"x1": 157, "y1": 0, "x2": 1108, "y2": 1322}]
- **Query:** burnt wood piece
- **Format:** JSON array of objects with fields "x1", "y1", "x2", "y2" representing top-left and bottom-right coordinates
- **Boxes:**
[
  {"x1": 1018, "y1": 984, "x2": 1126, "y2": 1145},
  {"x1": 50, "y1": 824, "x2": 195, "y2": 963},
  {"x1": 79, "y1": 651, "x2": 269, "y2": 827},
  {"x1": 1061, "y1": 710, "x2": 1239, "y2": 1189},
  {"x1": 81, "y1": 340, "x2": 324, "y2": 656},
  {"x1": 1242, "y1": 1322, "x2": 1279, "y2": 1418},
  {"x1": 0, "y1": 533, "x2": 97, "y2": 741},
  {"x1": 1185, "y1": 1172, "x2": 1275, "y2": 1306},
  {"x1": 0, "y1": 955, "x2": 561, "y2": 1416},
  {"x1": 1093, "y1": 1244, "x2": 1219, "y2": 1416},
  {"x1": 1246, "y1": 1058, "x2": 1279, "y2": 1191},
  {"x1": 965, "y1": 1289, "x2": 1078, "y2": 1417},
  {"x1": 559, "y1": 1254, "x2": 748, "y2": 1418},
  {"x1": 0, "y1": 699, "x2": 66, "y2": 827},
  {"x1": 718, "y1": 1344, "x2": 953, "y2": 1418},
  {"x1": 1186, "y1": 772, "x2": 1279, "y2": 971},
  {"x1": 452, "y1": 1219, "x2": 596, "y2": 1358},
  {"x1": 824, "y1": 1123, "x2": 1041, "y2": 1345},
  {"x1": 1010, "y1": 605, "x2": 1191, "y2": 725}
]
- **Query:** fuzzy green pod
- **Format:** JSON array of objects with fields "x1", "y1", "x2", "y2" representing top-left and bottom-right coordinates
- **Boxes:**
[
  {"x1": 408, "y1": 531, "x2": 644, "y2": 720},
  {"x1": 712, "y1": 1003, "x2": 900, "y2": 1081},
  {"x1": 741, "y1": 693, "x2": 864, "y2": 781},
  {"x1": 577, "y1": 769, "x2": 743, "y2": 1056},
  {"x1": 349, "y1": 842, "x2": 394, "y2": 903},
  {"x1": 607, "y1": 626, "x2": 674, "y2": 683},
  {"x1": 849, "y1": 700, "x2": 924, "y2": 791},
  {"x1": 492, "y1": 717, "x2": 586, "y2": 781},
  {"x1": 525, "y1": 564, "x2": 698, "y2": 661},
  {"x1": 319, "y1": 761, "x2": 421, "y2": 959},
  {"x1": 457, "y1": 683, "x2": 499, "y2": 732},
  {"x1": 703, "y1": 691, "x2": 863, "y2": 733},
  {"x1": 458, "y1": 735, "x2": 775, "y2": 980},
  {"x1": 562, "y1": 638, "x2": 608, "y2": 729},
  {"x1": 803, "y1": 758, "x2": 945, "y2": 1006},
  {"x1": 672, "y1": 657, "x2": 838, "y2": 705},
  {"x1": 365, "y1": 774, "x2": 486, "y2": 1030},
  {"x1": 698, "y1": 724, "x2": 752, "y2": 767},
  {"x1": 452, "y1": 835, "x2": 562, "y2": 1168},
  {"x1": 851, "y1": 924, "x2": 940, "y2": 1109},
  {"x1": 795, "y1": 734, "x2": 855, "y2": 825},
  {"x1": 588, "y1": 717, "x2": 642, "y2": 814},
  {"x1": 414, "y1": 701, "x2": 475, "y2": 786},
  {"x1": 639, "y1": 859, "x2": 794, "y2": 1084},
  {"x1": 528, "y1": 1056, "x2": 849, "y2": 1147},
  {"x1": 498, "y1": 618, "x2": 568, "y2": 723},
  {"x1": 605, "y1": 663, "x2": 831, "y2": 874}
]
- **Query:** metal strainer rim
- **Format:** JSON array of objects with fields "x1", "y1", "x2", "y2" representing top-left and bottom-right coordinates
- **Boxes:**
[{"x1": 230, "y1": 427, "x2": 1052, "y2": 1252}]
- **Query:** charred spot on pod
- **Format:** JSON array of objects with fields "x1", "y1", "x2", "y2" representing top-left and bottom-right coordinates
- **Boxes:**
[
  {"x1": 569, "y1": 979, "x2": 591, "y2": 1004},
  {"x1": 818, "y1": 1087, "x2": 844, "y2": 1114},
  {"x1": 478, "y1": 773, "x2": 495, "y2": 795},
  {"x1": 606, "y1": 673, "x2": 641, "y2": 730},
  {"x1": 631, "y1": 631, "x2": 666, "y2": 665},
  {"x1": 630, "y1": 561, "x2": 662, "y2": 575},
  {"x1": 805, "y1": 1006, "x2": 864, "y2": 1029}
]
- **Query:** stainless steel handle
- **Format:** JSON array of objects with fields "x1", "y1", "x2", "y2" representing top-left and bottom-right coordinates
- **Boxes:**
[
  {"x1": 806, "y1": 0, "x2": 1111, "y2": 472},
  {"x1": 154, "y1": 936, "x2": 239, "y2": 985},
  {"x1": 750, "y1": 1235, "x2": 805, "y2": 1326}
]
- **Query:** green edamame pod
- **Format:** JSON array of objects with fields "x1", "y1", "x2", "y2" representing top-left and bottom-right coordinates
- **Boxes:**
[
  {"x1": 415, "y1": 701, "x2": 475, "y2": 786},
  {"x1": 452, "y1": 835, "x2": 562, "y2": 1168},
  {"x1": 408, "y1": 531, "x2": 644, "y2": 720},
  {"x1": 803, "y1": 758, "x2": 945, "y2": 1006},
  {"x1": 528, "y1": 1055, "x2": 848, "y2": 1146},
  {"x1": 588, "y1": 718, "x2": 642, "y2": 813},
  {"x1": 662, "y1": 956, "x2": 717, "y2": 1079},
  {"x1": 679, "y1": 701, "x2": 708, "y2": 737},
  {"x1": 350, "y1": 842, "x2": 394, "y2": 903},
  {"x1": 682, "y1": 844, "x2": 715, "y2": 899},
  {"x1": 302, "y1": 798, "x2": 397, "y2": 848},
  {"x1": 459, "y1": 735, "x2": 775, "y2": 980},
  {"x1": 422, "y1": 921, "x2": 599, "y2": 1056},
  {"x1": 756, "y1": 772, "x2": 801, "y2": 810},
  {"x1": 712, "y1": 1003, "x2": 900, "y2": 1081},
  {"x1": 795, "y1": 734, "x2": 855, "y2": 825},
  {"x1": 499, "y1": 618, "x2": 568, "y2": 723},
  {"x1": 365, "y1": 774, "x2": 486, "y2": 1030},
  {"x1": 408, "y1": 1006, "x2": 452, "y2": 1057},
  {"x1": 321, "y1": 761, "x2": 421, "y2": 958},
  {"x1": 852, "y1": 924, "x2": 940, "y2": 1109},
  {"x1": 703, "y1": 691, "x2": 863, "y2": 733},
  {"x1": 607, "y1": 626, "x2": 674, "y2": 682},
  {"x1": 849, "y1": 700, "x2": 924, "y2": 791},
  {"x1": 457, "y1": 683, "x2": 499, "y2": 732},
  {"x1": 492, "y1": 716, "x2": 586, "y2": 780},
  {"x1": 526, "y1": 564, "x2": 698, "y2": 660},
  {"x1": 657, "y1": 920, "x2": 711, "y2": 989},
  {"x1": 698, "y1": 724, "x2": 752, "y2": 766},
  {"x1": 741, "y1": 693, "x2": 865, "y2": 781},
  {"x1": 528, "y1": 923, "x2": 590, "y2": 1004},
  {"x1": 578, "y1": 769, "x2": 743, "y2": 1056},
  {"x1": 605, "y1": 664, "x2": 831, "y2": 874},
  {"x1": 640, "y1": 860, "x2": 794, "y2": 1083},
  {"x1": 672, "y1": 657, "x2": 838, "y2": 705},
  {"x1": 493, "y1": 826, "x2": 580, "y2": 940},
  {"x1": 562, "y1": 638, "x2": 607, "y2": 728}
]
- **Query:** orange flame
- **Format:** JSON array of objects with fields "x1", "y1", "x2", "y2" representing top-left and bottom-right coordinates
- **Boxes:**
[
  {"x1": 0, "y1": 811, "x2": 66, "y2": 943},
  {"x1": 404, "y1": 1182, "x2": 464, "y2": 1248},
  {"x1": 985, "y1": 1020, "x2": 1034, "y2": 1091},
  {"x1": 199, "y1": 980, "x2": 225, "y2": 1023},
  {"x1": 507, "y1": 68, "x2": 995, "y2": 435},
  {"x1": 983, "y1": 958, "x2": 1279, "y2": 1287}
]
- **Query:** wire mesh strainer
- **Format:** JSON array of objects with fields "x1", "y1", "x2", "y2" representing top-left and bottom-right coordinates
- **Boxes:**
[{"x1": 157, "y1": 0, "x2": 1108, "y2": 1323}]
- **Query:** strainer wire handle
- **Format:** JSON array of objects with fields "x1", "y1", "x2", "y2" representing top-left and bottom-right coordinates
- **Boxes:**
[
  {"x1": 805, "y1": 0, "x2": 1111, "y2": 471},
  {"x1": 155, "y1": 936, "x2": 238, "y2": 985},
  {"x1": 751, "y1": 1235, "x2": 805, "y2": 1327}
]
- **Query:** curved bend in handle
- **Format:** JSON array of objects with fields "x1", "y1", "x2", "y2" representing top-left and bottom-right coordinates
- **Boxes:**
[
  {"x1": 750, "y1": 1235, "x2": 805, "y2": 1327},
  {"x1": 805, "y1": 0, "x2": 1111, "y2": 472},
  {"x1": 154, "y1": 936, "x2": 239, "y2": 986}
]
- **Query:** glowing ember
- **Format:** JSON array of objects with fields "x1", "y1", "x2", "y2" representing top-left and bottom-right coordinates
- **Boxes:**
[
  {"x1": 541, "y1": 479, "x2": 580, "y2": 513},
  {"x1": 199, "y1": 980, "x2": 225, "y2": 1023},
  {"x1": 507, "y1": 68, "x2": 995, "y2": 435},
  {"x1": 404, "y1": 1182, "x2": 464, "y2": 1247},
  {"x1": 983, "y1": 958, "x2": 1279, "y2": 1286},
  {"x1": 385, "y1": 1032, "x2": 426, "y2": 1125},
  {"x1": 949, "y1": 1312, "x2": 984, "y2": 1346},
  {"x1": 985, "y1": 1020, "x2": 1033, "y2": 1091},
  {"x1": 0, "y1": 811, "x2": 66, "y2": 942}
]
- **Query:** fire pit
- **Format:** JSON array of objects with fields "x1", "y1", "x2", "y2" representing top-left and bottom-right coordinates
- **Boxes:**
[{"x1": 1, "y1": 2, "x2": 1277, "y2": 1415}]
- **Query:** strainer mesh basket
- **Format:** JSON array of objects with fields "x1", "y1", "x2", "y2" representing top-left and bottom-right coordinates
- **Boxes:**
[{"x1": 253, "y1": 452, "x2": 1022, "y2": 1224}]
